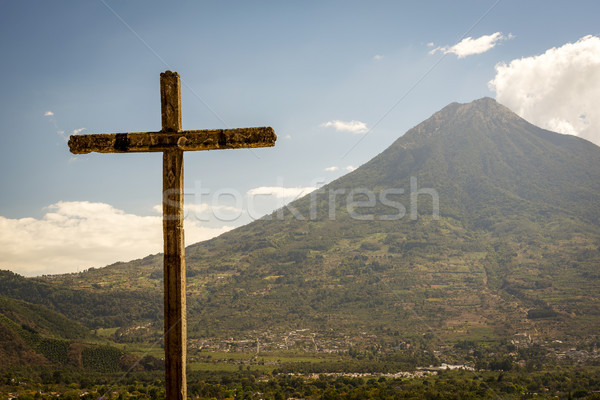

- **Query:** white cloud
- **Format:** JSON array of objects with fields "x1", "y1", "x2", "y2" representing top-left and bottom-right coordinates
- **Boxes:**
[
  {"x1": 284, "y1": 134, "x2": 292, "y2": 140},
  {"x1": 489, "y1": 35, "x2": 600, "y2": 145},
  {"x1": 61, "y1": 128, "x2": 86, "y2": 142},
  {"x1": 426, "y1": 42, "x2": 435, "y2": 47},
  {"x1": 153, "y1": 203, "x2": 235, "y2": 215},
  {"x1": 373, "y1": 54, "x2": 383, "y2": 61},
  {"x1": 43, "y1": 110, "x2": 67, "y2": 141},
  {"x1": 153, "y1": 203, "x2": 244, "y2": 222},
  {"x1": 247, "y1": 186, "x2": 316, "y2": 199},
  {"x1": 320, "y1": 120, "x2": 368, "y2": 134},
  {"x1": 430, "y1": 32, "x2": 510, "y2": 58},
  {"x1": 187, "y1": 203, "x2": 241, "y2": 214},
  {"x1": 325, "y1": 165, "x2": 356, "y2": 172},
  {"x1": 0, "y1": 201, "x2": 232, "y2": 276}
]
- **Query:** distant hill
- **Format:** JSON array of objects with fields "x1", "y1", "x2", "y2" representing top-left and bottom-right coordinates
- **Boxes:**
[
  {"x1": 0, "y1": 294, "x2": 89, "y2": 367},
  {"x1": 0, "y1": 315, "x2": 49, "y2": 368},
  {"x1": 4, "y1": 98, "x2": 600, "y2": 348},
  {"x1": 0, "y1": 269, "x2": 161, "y2": 328},
  {"x1": 0, "y1": 292, "x2": 164, "y2": 372},
  {"x1": 0, "y1": 294, "x2": 89, "y2": 339}
]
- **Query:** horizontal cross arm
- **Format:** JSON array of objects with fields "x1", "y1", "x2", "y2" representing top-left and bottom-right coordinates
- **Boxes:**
[{"x1": 69, "y1": 127, "x2": 276, "y2": 154}]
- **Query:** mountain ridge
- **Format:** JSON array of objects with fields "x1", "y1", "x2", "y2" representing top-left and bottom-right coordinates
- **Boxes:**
[{"x1": 2, "y1": 97, "x2": 599, "y2": 351}]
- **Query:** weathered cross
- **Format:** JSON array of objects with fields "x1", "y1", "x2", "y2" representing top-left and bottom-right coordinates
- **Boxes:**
[{"x1": 69, "y1": 71, "x2": 276, "y2": 400}]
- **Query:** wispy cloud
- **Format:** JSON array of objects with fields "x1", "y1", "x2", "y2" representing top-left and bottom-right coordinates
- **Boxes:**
[
  {"x1": 489, "y1": 35, "x2": 600, "y2": 145},
  {"x1": 43, "y1": 110, "x2": 79, "y2": 142},
  {"x1": 152, "y1": 203, "x2": 242, "y2": 216},
  {"x1": 321, "y1": 120, "x2": 368, "y2": 134},
  {"x1": 325, "y1": 165, "x2": 356, "y2": 172},
  {"x1": 373, "y1": 54, "x2": 384, "y2": 61},
  {"x1": 247, "y1": 186, "x2": 316, "y2": 199},
  {"x1": 430, "y1": 32, "x2": 511, "y2": 58},
  {"x1": 153, "y1": 202, "x2": 245, "y2": 223}
]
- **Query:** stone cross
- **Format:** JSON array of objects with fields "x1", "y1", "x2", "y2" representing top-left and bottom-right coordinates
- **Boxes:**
[{"x1": 69, "y1": 71, "x2": 276, "y2": 400}]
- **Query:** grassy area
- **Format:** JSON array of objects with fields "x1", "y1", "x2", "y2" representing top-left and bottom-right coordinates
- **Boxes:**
[
  {"x1": 188, "y1": 362, "x2": 272, "y2": 373},
  {"x1": 94, "y1": 327, "x2": 118, "y2": 338},
  {"x1": 185, "y1": 350, "x2": 349, "y2": 374},
  {"x1": 123, "y1": 343, "x2": 165, "y2": 358}
]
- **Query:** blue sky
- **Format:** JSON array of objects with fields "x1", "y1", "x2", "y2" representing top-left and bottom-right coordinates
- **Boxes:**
[{"x1": 1, "y1": 1, "x2": 599, "y2": 275}]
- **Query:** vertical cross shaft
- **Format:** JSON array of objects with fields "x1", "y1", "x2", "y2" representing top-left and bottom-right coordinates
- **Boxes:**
[
  {"x1": 68, "y1": 71, "x2": 275, "y2": 399},
  {"x1": 161, "y1": 71, "x2": 187, "y2": 400}
]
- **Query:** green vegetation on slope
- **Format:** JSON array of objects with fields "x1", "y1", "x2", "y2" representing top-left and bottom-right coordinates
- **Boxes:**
[
  {"x1": 0, "y1": 270, "x2": 162, "y2": 328},
  {"x1": 3, "y1": 97, "x2": 600, "y2": 352}
]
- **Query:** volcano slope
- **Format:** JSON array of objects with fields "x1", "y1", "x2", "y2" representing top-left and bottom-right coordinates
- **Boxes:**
[{"x1": 24, "y1": 97, "x2": 600, "y2": 347}]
